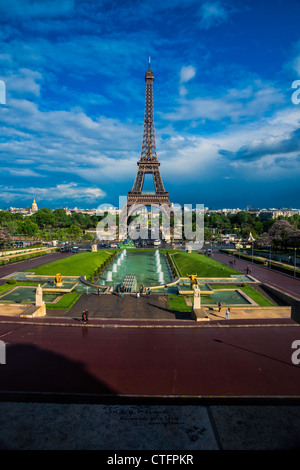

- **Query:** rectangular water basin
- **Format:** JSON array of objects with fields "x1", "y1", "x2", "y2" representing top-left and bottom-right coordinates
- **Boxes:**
[
  {"x1": 201, "y1": 289, "x2": 252, "y2": 305},
  {"x1": 0, "y1": 287, "x2": 60, "y2": 304},
  {"x1": 99, "y1": 251, "x2": 173, "y2": 291}
]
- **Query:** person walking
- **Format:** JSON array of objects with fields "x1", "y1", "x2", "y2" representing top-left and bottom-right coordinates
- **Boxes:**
[
  {"x1": 218, "y1": 301, "x2": 222, "y2": 312},
  {"x1": 226, "y1": 307, "x2": 230, "y2": 319},
  {"x1": 82, "y1": 310, "x2": 88, "y2": 323}
]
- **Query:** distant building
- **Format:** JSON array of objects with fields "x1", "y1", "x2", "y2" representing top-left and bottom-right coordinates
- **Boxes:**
[{"x1": 31, "y1": 199, "x2": 38, "y2": 213}]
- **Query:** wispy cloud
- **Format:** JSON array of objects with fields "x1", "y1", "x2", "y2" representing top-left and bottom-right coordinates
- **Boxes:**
[
  {"x1": 180, "y1": 65, "x2": 196, "y2": 83},
  {"x1": 198, "y1": 1, "x2": 230, "y2": 29},
  {"x1": 163, "y1": 80, "x2": 286, "y2": 124},
  {"x1": 0, "y1": 182, "x2": 106, "y2": 205}
]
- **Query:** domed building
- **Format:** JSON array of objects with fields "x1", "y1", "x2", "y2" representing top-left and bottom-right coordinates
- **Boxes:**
[{"x1": 31, "y1": 198, "x2": 38, "y2": 213}]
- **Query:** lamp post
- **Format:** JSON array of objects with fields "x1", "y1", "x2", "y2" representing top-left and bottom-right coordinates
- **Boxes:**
[
  {"x1": 269, "y1": 244, "x2": 272, "y2": 270},
  {"x1": 294, "y1": 247, "x2": 297, "y2": 278}
]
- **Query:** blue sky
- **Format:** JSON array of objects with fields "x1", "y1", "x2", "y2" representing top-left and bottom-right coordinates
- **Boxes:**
[{"x1": 0, "y1": 0, "x2": 300, "y2": 210}]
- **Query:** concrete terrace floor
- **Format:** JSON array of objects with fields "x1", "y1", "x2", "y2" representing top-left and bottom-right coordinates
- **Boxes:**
[{"x1": 0, "y1": 401, "x2": 300, "y2": 451}]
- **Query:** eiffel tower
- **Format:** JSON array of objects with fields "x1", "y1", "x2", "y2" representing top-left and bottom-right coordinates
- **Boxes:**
[{"x1": 127, "y1": 58, "x2": 171, "y2": 215}]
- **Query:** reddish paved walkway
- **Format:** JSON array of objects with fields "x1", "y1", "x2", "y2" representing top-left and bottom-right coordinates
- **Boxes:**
[
  {"x1": 1, "y1": 250, "x2": 300, "y2": 401},
  {"x1": 214, "y1": 252, "x2": 300, "y2": 299},
  {"x1": 0, "y1": 252, "x2": 74, "y2": 280},
  {"x1": 0, "y1": 317, "x2": 299, "y2": 399}
]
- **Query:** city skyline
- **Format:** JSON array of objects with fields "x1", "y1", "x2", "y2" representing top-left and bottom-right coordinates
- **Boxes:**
[{"x1": 0, "y1": 0, "x2": 300, "y2": 209}]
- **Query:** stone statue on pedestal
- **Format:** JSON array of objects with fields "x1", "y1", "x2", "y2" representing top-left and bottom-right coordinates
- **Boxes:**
[
  {"x1": 35, "y1": 284, "x2": 44, "y2": 307},
  {"x1": 193, "y1": 284, "x2": 201, "y2": 310},
  {"x1": 191, "y1": 284, "x2": 208, "y2": 321}
]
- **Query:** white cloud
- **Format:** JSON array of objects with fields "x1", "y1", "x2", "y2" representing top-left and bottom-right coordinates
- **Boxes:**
[
  {"x1": 2, "y1": 168, "x2": 43, "y2": 177},
  {"x1": 4, "y1": 68, "x2": 42, "y2": 98},
  {"x1": 163, "y1": 81, "x2": 285, "y2": 123},
  {"x1": 0, "y1": 182, "x2": 106, "y2": 204},
  {"x1": 198, "y1": 1, "x2": 229, "y2": 29},
  {"x1": 0, "y1": 95, "x2": 143, "y2": 187},
  {"x1": 180, "y1": 65, "x2": 196, "y2": 83}
]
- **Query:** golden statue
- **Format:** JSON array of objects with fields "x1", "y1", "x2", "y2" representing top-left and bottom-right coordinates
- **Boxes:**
[
  {"x1": 187, "y1": 273, "x2": 198, "y2": 287},
  {"x1": 55, "y1": 273, "x2": 62, "y2": 285}
]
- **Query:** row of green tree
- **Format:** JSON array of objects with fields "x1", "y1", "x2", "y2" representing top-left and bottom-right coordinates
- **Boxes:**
[
  {"x1": 0, "y1": 208, "x2": 98, "y2": 240},
  {"x1": 203, "y1": 211, "x2": 300, "y2": 240},
  {"x1": 1, "y1": 208, "x2": 300, "y2": 247}
]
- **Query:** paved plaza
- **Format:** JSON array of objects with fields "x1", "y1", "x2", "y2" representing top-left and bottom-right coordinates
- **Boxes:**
[{"x1": 0, "y1": 251, "x2": 300, "y2": 450}]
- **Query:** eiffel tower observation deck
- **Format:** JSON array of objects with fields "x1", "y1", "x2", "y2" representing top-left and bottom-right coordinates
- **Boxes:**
[{"x1": 127, "y1": 58, "x2": 171, "y2": 211}]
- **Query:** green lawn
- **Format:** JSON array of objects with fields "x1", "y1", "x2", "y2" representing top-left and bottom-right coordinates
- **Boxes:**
[
  {"x1": 46, "y1": 292, "x2": 82, "y2": 310},
  {"x1": 172, "y1": 252, "x2": 239, "y2": 278},
  {"x1": 168, "y1": 295, "x2": 192, "y2": 312},
  {"x1": 26, "y1": 251, "x2": 115, "y2": 278}
]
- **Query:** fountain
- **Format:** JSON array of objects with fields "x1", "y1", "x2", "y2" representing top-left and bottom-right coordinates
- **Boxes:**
[
  {"x1": 106, "y1": 271, "x2": 112, "y2": 282},
  {"x1": 112, "y1": 264, "x2": 117, "y2": 273},
  {"x1": 158, "y1": 272, "x2": 164, "y2": 284},
  {"x1": 98, "y1": 251, "x2": 174, "y2": 290}
]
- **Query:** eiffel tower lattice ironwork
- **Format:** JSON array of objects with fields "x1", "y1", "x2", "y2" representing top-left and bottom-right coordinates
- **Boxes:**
[{"x1": 127, "y1": 58, "x2": 171, "y2": 210}]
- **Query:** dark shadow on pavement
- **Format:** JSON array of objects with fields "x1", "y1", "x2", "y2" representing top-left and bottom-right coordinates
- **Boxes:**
[{"x1": 0, "y1": 343, "x2": 117, "y2": 398}]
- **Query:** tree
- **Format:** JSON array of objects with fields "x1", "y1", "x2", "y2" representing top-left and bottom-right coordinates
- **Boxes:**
[
  {"x1": 230, "y1": 211, "x2": 252, "y2": 226},
  {"x1": 241, "y1": 227, "x2": 258, "y2": 239},
  {"x1": 287, "y1": 230, "x2": 300, "y2": 248},
  {"x1": 83, "y1": 232, "x2": 94, "y2": 241},
  {"x1": 21, "y1": 219, "x2": 39, "y2": 237},
  {"x1": 31, "y1": 208, "x2": 54, "y2": 228},
  {"x1": 57, "y1": 228, "x2": 68, "y2": 241},
  {"x1": 268, "y1": 220, "x2": 298, "y2": 250},
  {"x1": 66, "y1": 224, "x2": 83, "y2": 239},
  {"x1": 204, "y1": 228, "x2": 212, "y2": 241},
  {"x1": 0, "y1": 227, "x2": 10, "y2": 243},
  {"x1": 2, "y1": 220, "x2": 19, "y2": 237},
  {"x1": 52, "y1": 208, "x2": 70, "y2": 227},
  {"x1": 255, "y1": 232, "x2": 271, "y2": 247}
]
